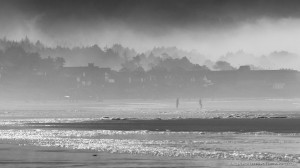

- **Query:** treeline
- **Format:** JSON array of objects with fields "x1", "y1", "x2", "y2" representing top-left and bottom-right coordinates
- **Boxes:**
[
  {"x1": 0, "y1": 38, "x2": 236, "y2": 72},
  {"x1": 1, "y1": 38, "x2": 299, "y2": 72},
  {"x1": 0, "y1": 44, "x2": 67, "y2": 100},
  {"x1": 0, "y1": 38, "x2": 299, "y2": 100},
  {"x1": 0, "y1": 38, "x2": 211, "y2": 100},
  {"x1": 0, "y1": 46, "x2": 65, "y2": 73}
]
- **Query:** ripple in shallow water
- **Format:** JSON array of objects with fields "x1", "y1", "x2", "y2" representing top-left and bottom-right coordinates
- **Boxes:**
[{"x1": 0, "y1": 129, "x2": 299, "y2": 163}]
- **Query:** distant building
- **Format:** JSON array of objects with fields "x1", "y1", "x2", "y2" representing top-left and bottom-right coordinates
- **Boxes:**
[
  {"x1": 238, "y1": 65, "x2": 251, "y2": 71},
  {"x1": 62, "y1": 63, "x2": 111, "y2": 87}
]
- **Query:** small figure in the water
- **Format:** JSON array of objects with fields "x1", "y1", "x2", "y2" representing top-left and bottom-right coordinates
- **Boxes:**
[
  {"x1": 176, "y1": 97, "x2": 179, "y2": 109},
  {"x1": 199, "y1": 98, "x2": 203, "y2": 109}
]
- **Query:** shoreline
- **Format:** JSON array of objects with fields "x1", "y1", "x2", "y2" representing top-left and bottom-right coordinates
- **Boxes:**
[
  {"x1": 0, "y1": 99, "x2": 299, "y2": 167},
  {"x1": 0, "y1": 142, "x2": 233, "y2": 168},
  {"x1": 0, "y1": 141, "x2": 298, "y2": 168}
]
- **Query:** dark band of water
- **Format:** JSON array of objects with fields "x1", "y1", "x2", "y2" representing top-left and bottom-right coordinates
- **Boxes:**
[{"x1": 27, "y1": 118, "x2": 300, "y2": 133}]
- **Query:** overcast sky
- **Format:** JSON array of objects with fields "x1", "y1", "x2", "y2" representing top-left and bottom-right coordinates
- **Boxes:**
[{"x1": 1, "y1": 0, "x2": 300, "y2": 58}]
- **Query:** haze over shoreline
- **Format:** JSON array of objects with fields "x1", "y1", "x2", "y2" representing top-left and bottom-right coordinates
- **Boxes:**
[{"x1": 1, "y1": 37, "x2": 300, "y2": 70}]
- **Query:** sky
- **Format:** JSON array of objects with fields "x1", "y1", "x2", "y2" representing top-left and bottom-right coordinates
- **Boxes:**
[{"x1": 1, "y1": 0, "x2": 300, "y2": 59}]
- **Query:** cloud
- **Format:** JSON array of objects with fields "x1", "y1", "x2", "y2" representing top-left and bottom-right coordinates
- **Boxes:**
[
  {"x1": 1, "y1": 0, "x2": 300, "y2": 70},
  {"x1": 222, "y1": 18, "x2": 300, "y2": 55}
]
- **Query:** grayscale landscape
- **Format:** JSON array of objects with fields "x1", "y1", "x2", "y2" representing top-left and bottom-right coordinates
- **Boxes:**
[{"x1": 0, "y1": 0, "x2": 299, "y2": 167}]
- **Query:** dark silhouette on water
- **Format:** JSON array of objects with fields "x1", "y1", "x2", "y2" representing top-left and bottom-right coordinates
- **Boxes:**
[
  {"x1": 199, "y1": 98, "x2": 203, "y2": 109},
  {"x1": 176, "y1": 98, "x2": 179, "y2": 109}
]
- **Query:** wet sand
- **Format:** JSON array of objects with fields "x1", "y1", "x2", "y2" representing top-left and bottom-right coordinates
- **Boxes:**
[
  {"x1": 0, "y1": 142, "x2": 235, "y2": 168},
  {"x1": 0, "y1": 142, "x2": 297, "y2": 168},
  {"x1": 0, "y1": 98, "x2": 300, "y2": 119}
]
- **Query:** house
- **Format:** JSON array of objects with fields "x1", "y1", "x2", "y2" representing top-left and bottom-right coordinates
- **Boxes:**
[
  {"x1": 62, "y1": 63, "x2": 111, "y2": 86},
  {"x1": 238, "y1": 65, "x2": 251, "y2": 71}
]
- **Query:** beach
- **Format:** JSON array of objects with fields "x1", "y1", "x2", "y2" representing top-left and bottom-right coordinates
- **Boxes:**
[
  {"x1": 0, "y1": 98, "x2": 300, "y2": 167},
  {"x1": 2, "y1": 142, "x2": 281, "y2": 168}
]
